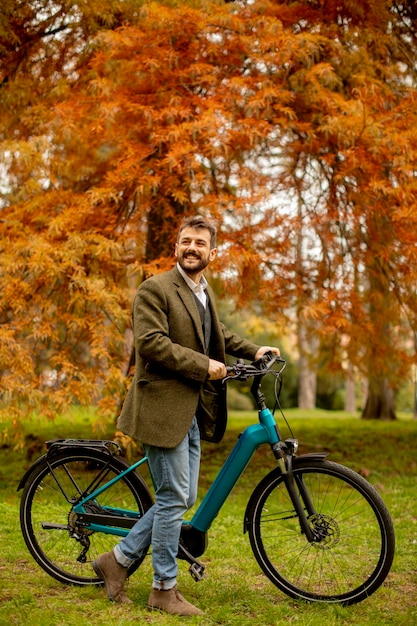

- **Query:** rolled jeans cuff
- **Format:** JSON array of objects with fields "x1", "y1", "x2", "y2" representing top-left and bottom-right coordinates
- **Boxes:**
[
  {"x1": 152, "y1": 577, "x2": 177, "y2": 591},
  {"x1": 113, "y1": 544, "x2": 134, "y2": 568}
]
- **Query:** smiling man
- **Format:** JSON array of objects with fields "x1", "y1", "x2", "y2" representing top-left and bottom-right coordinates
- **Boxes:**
[
  {"x1": 176, "y1": 220, "x2": 216, "y2": 276},
  {"x1": 92, "y1": 215, "x2": 280, "y2": 616}
]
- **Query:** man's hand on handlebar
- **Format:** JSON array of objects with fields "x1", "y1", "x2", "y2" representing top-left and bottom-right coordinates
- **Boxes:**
[
  {"x1": 254, "y1": 346, "x2": 280, "y2": 360},
  {"x1": 223, "y1": 349, "x2": 285, "y2": 383},
  {"x1": 207, "y1": 358, "x2": 228, "y2": 380},
  {"x1": 208, "y1": 347, "x2": 281, "y2": 382}
]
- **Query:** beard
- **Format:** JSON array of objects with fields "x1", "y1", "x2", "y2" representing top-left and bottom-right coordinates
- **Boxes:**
[{"x1": 177, "y1": 251, "x2": 210, "y2": 276}]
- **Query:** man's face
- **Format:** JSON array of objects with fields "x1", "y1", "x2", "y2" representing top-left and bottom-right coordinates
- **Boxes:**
[{"x1": 175, "y1": 226, "x2": 217, "y2": 277}]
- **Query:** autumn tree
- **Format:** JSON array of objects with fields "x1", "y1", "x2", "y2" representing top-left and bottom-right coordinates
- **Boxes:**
[
  {"x1": 1, "y1": 0, "x2": 417, "y2": 442},
  {"x1": 0, "y1": 1, "x2": 296, "y2": 440},
  {"x1": 0, "y1": 0, "x2": 150, "y2": 438},
  {"x1": 256, "y1": 0, "x2": 417, "y2": 418}
]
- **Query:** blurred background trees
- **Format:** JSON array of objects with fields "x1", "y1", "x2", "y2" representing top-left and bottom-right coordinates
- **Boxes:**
[{"x1": 1, "y1": 0, "x2": 417, "y2": 440}]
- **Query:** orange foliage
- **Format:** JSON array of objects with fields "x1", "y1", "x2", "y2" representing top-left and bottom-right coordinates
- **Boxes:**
[{"x1": 1, "y1": 0, "x2": 417, "y2": 432}]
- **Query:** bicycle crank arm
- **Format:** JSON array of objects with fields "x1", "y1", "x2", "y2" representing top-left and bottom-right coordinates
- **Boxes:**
[{"x1": 177, "y1": 543, "x2": 205, "y2": 582}]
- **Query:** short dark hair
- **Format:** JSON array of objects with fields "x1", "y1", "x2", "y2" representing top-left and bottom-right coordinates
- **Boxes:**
[{"x1": 177, "y1": 215, "x2": 217, "y2": 249}]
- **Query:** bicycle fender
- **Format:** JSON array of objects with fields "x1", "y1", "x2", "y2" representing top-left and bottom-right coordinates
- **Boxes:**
[
  {"x1": 17, "y1": 453, "x2": 48, "y2": 491},
  {"x1": 294, "y1": 452, "x2": 328, "y2": 463},
  {"x1": 243, "y1": 452, "x2": 328, "y2": 533}
]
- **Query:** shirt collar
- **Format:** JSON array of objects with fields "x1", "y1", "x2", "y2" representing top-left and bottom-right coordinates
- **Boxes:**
[{"x1": 177, "y1": 263, "x2": 208, "y2": 293}]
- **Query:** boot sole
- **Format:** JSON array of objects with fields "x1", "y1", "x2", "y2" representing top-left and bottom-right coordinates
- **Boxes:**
[{"x1": 147, "y1": 602, "x2": 203, "y2": 616}]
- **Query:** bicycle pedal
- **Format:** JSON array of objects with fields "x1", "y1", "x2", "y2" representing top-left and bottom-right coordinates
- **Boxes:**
[{"x1": 189, "y1": 562, "x2": 205, "y2": 582}]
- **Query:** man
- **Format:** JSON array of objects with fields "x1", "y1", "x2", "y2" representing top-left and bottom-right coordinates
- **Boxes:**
[{"x1": 92, "y1": 215, "x2": 280, "y2": 616}]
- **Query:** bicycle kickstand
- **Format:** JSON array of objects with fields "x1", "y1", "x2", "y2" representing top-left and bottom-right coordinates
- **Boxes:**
[{"x1": 178, "y1": 543, "x2": 205, "y2": 582}]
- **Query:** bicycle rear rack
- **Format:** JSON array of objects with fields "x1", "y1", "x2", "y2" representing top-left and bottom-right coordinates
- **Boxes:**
[{"x1": 46, "y1": 439, "x2": 122, "y2": 456}]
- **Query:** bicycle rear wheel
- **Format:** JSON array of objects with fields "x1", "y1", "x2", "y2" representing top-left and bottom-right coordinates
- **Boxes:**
[
  {"x1": 20, "y1": 448, "x2": 153, "y2": 586},
  {"x1": 246, "y1": 459, "x2": 395, "y2": 605}
]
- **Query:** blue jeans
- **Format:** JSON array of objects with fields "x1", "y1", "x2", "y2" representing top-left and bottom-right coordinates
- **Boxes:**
[{"x1": 114, "y1": 417, "x2": 201, "y2": 590}]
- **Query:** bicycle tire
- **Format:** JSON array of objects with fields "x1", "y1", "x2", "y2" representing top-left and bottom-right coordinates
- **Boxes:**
[
  {"x1": 245, "y1": 459, "x2": 395, "y2": 605},
  {"x1": 20, "y1": 447, "x2": 153, "y2": 586}
]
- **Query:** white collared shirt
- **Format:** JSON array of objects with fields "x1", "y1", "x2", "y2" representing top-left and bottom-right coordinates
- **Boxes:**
[{"x1": 177, "y1": 263, "x2": 208, "y2": 308}]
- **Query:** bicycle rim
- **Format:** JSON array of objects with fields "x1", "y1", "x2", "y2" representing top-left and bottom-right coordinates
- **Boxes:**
[
  {"x1": 247, "y1": 460, "x2": 395, "y2": 605},
  {"x1": 20, "y1": 449, "x2": 153, "y2": 586}
]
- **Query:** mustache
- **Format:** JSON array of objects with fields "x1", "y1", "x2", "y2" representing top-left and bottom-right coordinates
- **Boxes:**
[{"x1": 183, "y1": 252, "x2": 201, "y2": 259}]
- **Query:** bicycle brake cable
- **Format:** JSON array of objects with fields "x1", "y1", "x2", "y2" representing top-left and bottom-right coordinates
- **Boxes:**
[{"x1": 271, "y1": 371, "x2": 295, "y2": 440}]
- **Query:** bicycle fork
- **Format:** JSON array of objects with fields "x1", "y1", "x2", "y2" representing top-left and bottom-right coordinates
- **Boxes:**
[{"x1": 273, "y1": 440, "x2": 327, "y2": 543}]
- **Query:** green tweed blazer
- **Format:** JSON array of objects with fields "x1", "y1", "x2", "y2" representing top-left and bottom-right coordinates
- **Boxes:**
[{"x1": 117, "y1": 266, "x2": 260, "y2": 448}]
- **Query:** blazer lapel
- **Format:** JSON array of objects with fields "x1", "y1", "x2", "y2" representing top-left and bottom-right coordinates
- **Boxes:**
[
  {"x1": 172, "y1": 269, "x2": 206, "y2": 349},
  {"x1": 205, "y1": 284, "x2": 225, "y2": 358}
]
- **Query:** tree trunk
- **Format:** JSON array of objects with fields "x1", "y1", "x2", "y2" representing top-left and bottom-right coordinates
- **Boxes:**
[
  {"x1": 414, "y1": 366, "x2": 417, "y2": 420},
  {"x1": 298, "y1": 352, "x2": 317, "y2": 409},
  {"x1": 361, "y1": 378, "x2": 396, "y2": 420},
  {"x1": 146, "y1": 203, "x2": 186, "y2": 262},
  {"x1": 344, "y1": 372, "x2": 356, "y2": 413},
  {"x1": 297, "y1": 322, "x2": 318, "y2": 410}
]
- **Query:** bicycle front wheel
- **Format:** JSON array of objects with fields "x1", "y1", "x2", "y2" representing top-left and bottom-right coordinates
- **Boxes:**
[
  {"x1": 20, "y1": 448, "x2": 153, "y2": 586},
  {"x1": 246, "y1": 459, "x2": 395, "y2": 605}
]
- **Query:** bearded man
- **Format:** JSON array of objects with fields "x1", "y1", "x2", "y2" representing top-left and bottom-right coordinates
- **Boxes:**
[{"x1": 92, "y1": 215, "x2": 280, "y2": 616}]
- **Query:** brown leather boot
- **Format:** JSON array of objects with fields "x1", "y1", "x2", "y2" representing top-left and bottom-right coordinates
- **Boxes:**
[
  {"x1": 92, "y1": 550, "x2": 132, "y2": 604},
  {"x1": 148, "y1": 586, "x2": 203, "y2": 616}
]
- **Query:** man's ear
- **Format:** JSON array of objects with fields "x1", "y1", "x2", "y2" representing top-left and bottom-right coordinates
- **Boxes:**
[{"x1": 209, "y1": 247, "x2": 217, "y2": 261}]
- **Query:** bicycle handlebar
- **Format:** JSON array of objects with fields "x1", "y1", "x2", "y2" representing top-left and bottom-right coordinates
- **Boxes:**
[{"x1": 223, "y1": 351, "x2": 286, "y2": 383}]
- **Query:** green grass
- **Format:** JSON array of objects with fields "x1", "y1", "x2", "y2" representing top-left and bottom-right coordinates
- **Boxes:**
[{"x1": 0, "y1": 408, "x2": 416, "y2": 625}]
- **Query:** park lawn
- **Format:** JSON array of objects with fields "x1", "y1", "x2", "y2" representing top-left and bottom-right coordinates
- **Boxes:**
[{"x1": 0, "y1": 408, "x2": 416, "y2": 626}]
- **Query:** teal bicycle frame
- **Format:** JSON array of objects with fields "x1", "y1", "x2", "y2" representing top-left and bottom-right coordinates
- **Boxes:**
[
  {"x1": 72, "y1": 407, "x2": 281, "y2": 537},
  {"x1": 191, "y1": 408, "x2": 280, "y2": 533}
]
